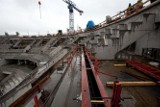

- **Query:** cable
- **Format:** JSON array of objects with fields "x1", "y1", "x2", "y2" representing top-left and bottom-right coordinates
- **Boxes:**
[{"x1": 38, "y1": 1, "x2": 42, "y2": 19}]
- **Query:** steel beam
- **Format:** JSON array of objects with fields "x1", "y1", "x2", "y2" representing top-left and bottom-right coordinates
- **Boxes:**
[
  {"x1": 127, "y1": 60, "x2": 160, "y2": 81},
  {"x1": 85, "y1": 48, "x2": 111, "y2": 107},
  {"x1": 81, "y1": 52, "x2": 91, "y2": 107}
]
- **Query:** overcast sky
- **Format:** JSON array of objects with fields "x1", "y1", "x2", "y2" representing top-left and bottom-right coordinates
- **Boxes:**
[{"x1": 0, "y1": 0, "x2": 140, "y2": 35}]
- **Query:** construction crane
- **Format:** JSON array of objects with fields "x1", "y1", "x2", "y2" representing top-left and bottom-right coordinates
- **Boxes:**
[{"x1": 62, "y1": 0, "x2": 83, "y2": 34}]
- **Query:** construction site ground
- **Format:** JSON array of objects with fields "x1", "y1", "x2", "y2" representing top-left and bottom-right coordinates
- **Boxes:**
[
  {"x1": 99, "y1": 60, "x2": 160, "y2": 107},
  {"x1": 25, "y1": 54, "x2": 160, "y2": 107}
]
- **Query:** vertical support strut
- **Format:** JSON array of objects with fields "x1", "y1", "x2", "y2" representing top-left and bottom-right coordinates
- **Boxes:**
[
  {"x1": 34, "y1": 95, "x2": 40, "y2": 107},
  {"x1": 111, "y1": 81, "x2": 122, "y2": 107}
]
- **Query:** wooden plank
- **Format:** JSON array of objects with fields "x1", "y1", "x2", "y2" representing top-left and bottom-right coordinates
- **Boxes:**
[
  {"x1": 91, "y1": 100, "x2": 104, "y2": 104},
  {"x1": 114, "y1": 64, "x2": 126, "y2": 67},
  {"x1": 106, "y1": 81, "x2": 160, "y2": 87}
]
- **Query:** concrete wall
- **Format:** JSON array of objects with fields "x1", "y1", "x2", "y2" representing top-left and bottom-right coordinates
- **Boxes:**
[
  {"x1": 77, "y1": 1, "x2": 160, "y2": 60},
  {"x1": 135, "y1": 30, "x2": 160, "y2": 55},
  {"x1": 0, "y1": 59, "x2": 7, "y2": 66}
]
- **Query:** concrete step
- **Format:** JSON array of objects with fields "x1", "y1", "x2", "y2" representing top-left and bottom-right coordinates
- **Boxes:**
[
  {"x1": 8, "y1": 80, "x2": 15, "y2": 88},
  {"x1": 17, "y1": 76, "x2": 23, "y2": 82},
  {"x1": 1, "y1": 74, "x2": 24, "y2": 95},
  {"x1": 16, "y1": 72, "x2": 27, "y2": 80},
  {"x1": 15, "y1": 74, "x2": 23, "y2": 82},
  {"x1": 4, "y1": 82, "x2": 11, "y2": 92},
  {"x1": 18, "y1": 74, "x2": 26, "y2": 80},
  {"x1": 49, "y1": 46, "x2": 62, "y2": 57},
  {"x1": 12, "y1": 77, "x2": 20, "y2": 85},
  {"x1": 45, "y1": 37, "x2": 57, "y2": 46},
  {"x1": 0, "y1": 85, "x2": 6, "y2": 95}
]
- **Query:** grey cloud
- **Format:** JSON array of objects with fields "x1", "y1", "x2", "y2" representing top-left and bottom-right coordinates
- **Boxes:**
[{"x1": 0, "y1": 0, "x2": 138, "y2": 35}]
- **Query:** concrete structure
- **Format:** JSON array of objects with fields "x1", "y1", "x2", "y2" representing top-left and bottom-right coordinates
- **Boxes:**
[
  {"x1": 0, "y1": 35, "x2": 69, "y2": 106},
  {"x1": 0, "y1": 0, "x2": 160, "y2": 107},
  {"x1": 77, "y1": 0, "x2": 160, "y2": 60}
]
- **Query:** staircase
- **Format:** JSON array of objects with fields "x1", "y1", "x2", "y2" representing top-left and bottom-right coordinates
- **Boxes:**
[{"x1": 0, "y1": 70, "x2": 27, "y2": 97}]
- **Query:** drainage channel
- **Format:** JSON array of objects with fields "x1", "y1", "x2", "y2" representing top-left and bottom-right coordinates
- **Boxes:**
[{"x1": 84, "y1": 54, "x2": 105, "y2": 107}]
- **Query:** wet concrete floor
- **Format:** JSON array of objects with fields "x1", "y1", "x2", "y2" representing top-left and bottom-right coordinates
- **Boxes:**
[
  {"x1": 36, "y1": 55, "x2": 160, "y2": 107},
  {"x1": 50, "y1": 54, "x2": 81, "y2": 107}
]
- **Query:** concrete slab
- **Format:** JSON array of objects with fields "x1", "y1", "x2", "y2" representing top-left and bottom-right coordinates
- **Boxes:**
[{"x1": 50, "y1": 55, "x2": 81, "y2": 107}]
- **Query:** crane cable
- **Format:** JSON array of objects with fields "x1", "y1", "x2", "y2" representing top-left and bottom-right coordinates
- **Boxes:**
[{"x1": 38, "y1": 1, "x2": 42, "y2": 19}]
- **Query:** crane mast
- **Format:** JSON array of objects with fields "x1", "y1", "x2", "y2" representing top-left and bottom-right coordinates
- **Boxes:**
[{"x1": 63, "y1": 0, "x2": 83, "y2": 34}]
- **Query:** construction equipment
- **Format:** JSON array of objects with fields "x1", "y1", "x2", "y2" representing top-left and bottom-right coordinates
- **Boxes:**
[{"x1": 62, "y1": 0, "x2": 83, "y2": 33}]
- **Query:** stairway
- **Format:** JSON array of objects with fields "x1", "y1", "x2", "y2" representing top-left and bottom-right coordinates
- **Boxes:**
[
  {"x1": 41, "y1": 37, "x2": 58, "y2": 52},
  {"x1": 0, "y1": 72, "x2": 27, "y2": 97}
]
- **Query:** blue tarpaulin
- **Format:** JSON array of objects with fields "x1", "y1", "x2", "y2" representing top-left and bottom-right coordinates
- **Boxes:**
[{"x1": 86, "y1": 20, "x2": 95, "y2": 29}]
